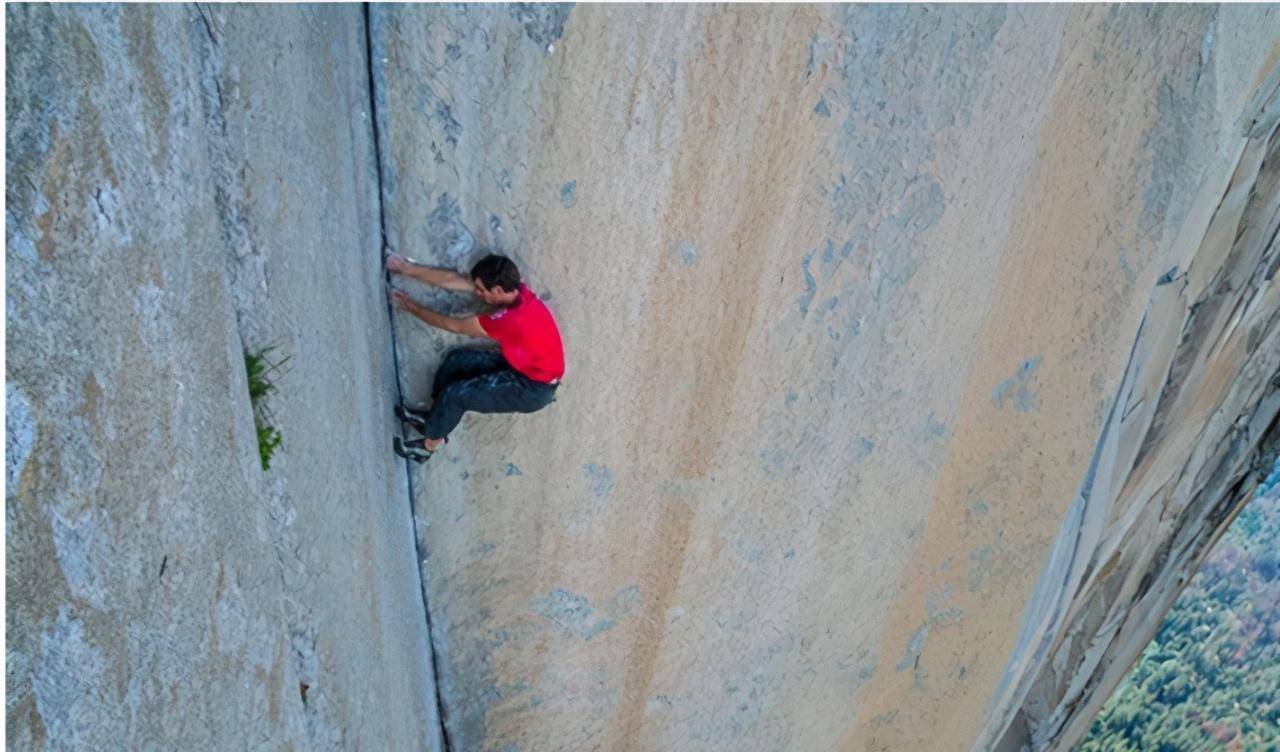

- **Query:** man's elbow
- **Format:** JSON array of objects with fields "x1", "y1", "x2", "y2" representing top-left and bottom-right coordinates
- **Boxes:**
[
  {"x1": 449, "y1": 274, "x2": 474, "y2": 294},
  {"x1": 458, "y1": 318, "x2": 488, "y2": 340},
  {"x1": 447, "y1": 318, "x2": 482, "y2": 338}
]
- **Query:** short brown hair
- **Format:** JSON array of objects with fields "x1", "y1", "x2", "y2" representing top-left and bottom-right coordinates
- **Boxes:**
[{"x1": 470, "y1": 254, "x2": 521, "y2": 293}]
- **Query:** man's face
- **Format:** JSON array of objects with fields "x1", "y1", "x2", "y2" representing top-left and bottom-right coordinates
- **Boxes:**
[{"x1": 474, "y1": 280, "x2": 506, "y2": 305}]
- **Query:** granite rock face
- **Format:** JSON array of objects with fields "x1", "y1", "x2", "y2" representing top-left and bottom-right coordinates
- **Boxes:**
[
  {"x1": 982, "y1": 61, "x2": 1280, "y2": 752},
  {"x1": 7, "y1": 5, "x2": 440, "y2": 750},
  {"x1": 371, "y1": 5, "x2": 1279, "y2": 752},
  {"x1": 7, "y1": 4, "x2": 1280, "y2": 752}
]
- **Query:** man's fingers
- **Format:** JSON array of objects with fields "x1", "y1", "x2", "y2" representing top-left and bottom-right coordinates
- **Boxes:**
[{"x1": 386, "y1": 251, "x2": 420, "y2": 275}]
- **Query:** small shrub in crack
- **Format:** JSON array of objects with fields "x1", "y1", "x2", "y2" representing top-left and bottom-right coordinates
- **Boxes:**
[{"x1": 244, "y1": 345, "x2": 289, "y2": 470}]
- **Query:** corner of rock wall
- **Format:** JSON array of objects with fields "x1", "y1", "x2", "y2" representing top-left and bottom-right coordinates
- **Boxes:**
[{"x1": 978, "y1": 62, "x2": 1280, "y2": 752}]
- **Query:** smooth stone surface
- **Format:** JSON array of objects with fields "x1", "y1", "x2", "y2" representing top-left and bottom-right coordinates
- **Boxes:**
[{"x1": 7, "y1": 5, "x2": 441, "y2": 750}]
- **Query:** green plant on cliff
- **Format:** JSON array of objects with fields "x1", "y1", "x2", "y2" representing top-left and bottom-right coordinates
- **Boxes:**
[{"x1": 244, "y1": 345, "x2": 289, "y2": 471}]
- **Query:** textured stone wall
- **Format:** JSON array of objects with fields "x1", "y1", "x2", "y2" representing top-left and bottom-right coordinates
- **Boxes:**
[
  {"x1": 982, "y1": 60, "x2": 1280, "y2": 752},
  {"x1": 7, "y1": 5, "x2": 441, "y2": 749},
  {"x1": 8, "y1": 4, "x2": 1279, "y2": 751},
  {"x1": 371, "y1": 5, "x2": 1279, "y2": 751}
]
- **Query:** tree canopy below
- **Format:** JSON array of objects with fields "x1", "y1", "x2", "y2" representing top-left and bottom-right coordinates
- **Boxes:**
[{"x1": 1081, "y1": 458, "x2": 1280, "y2": 751}]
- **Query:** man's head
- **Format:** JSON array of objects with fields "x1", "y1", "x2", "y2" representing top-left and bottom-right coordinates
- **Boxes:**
[{"x1": 470, "y1": 254, "x2": 522, "y2": 306}]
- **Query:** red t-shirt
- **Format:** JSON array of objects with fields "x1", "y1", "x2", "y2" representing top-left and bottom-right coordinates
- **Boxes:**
[{"x1": 478, "y1": 284, "x2": 565, "y2": 383}]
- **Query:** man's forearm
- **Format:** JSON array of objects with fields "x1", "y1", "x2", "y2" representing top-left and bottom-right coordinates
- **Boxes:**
[
  {"x1": 406, "y1": 264, "x2": 472, "y2": 293},
  {"x1": 406, "y1": 300, "x2": 466, "y2": 334}
]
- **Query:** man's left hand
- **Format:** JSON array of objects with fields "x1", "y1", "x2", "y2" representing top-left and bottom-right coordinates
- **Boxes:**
[{"x1": 386, "y1": 251, "x2": 411, "y2": 275}]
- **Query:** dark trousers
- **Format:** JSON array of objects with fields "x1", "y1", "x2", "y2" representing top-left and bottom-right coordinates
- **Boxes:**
[{"x1": 420, "y1": 348, "x2": 558, "y2": 440}]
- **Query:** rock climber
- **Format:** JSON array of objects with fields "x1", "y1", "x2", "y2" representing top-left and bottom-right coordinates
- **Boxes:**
[{"x1": 386, "y1": 251, "x2": 564, "y2": 462}]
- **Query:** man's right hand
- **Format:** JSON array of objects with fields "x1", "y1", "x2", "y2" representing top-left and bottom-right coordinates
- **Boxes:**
[
  {"x1": 385, "y1": 253, "x2": 473, "y2": 295},
  {"x1": 391, "y1": 289, "x2": 413, "y2": 311},
  {"x1": 386, "y1": 251, "x2": 411, "y2": 275}
]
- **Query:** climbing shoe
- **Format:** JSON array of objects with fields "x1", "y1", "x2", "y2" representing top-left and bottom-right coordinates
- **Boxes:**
[
  {"x1": 395, "y1": 404, "x2": 428, "y2": 433},
  {"x1": 393, "y1": 436, "x2": 434, "y2": 464}
]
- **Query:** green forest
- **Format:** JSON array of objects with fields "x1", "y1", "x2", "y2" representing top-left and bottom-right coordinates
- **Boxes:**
[{"x1": 1080, "y1": 458, "x2": 1280, "y2": 751}]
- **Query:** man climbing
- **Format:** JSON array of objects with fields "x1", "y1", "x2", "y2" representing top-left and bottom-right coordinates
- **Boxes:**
[{"x1": 386, "y1": 251, "x2": 564, "y2": 463}]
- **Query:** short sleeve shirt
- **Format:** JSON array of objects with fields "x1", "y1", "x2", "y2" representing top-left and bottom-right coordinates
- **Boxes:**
[{"x1": 478, "y1": 284, "x2": 565, "y2": 383}]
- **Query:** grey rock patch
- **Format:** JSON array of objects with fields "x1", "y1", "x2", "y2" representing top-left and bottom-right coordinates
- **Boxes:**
[
  {"x1": 673, "y1": 239, "x2": 698, "y2": 266},
  {"x1": 560, "y1": 180, "x2": 577, "y2": 208},
  {"x1": 992, "y1": 356, "x2": 1043, "y2": 413},
  {"x1": 33, "y1": 607, "x2": 113, "y2": 747},
  {"x1": 509, "y1": 3, "x2": 572, "y2": 50},
  {"x1": 50, "y1": 507, "x2": 113, "y2": 610},
  {"x1": 426, "y1": 193, "x2": 476, "y2": 266},
  {"x1": 582, "y1": 462, "x2": 613, "y2": 501},
  {"x1": 7, "y1": 383, "x2": 37, "y2": 491}
]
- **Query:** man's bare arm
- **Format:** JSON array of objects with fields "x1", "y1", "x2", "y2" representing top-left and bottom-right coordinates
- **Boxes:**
[
  {"x1": 386, "y1": 252, "x2": 473, "y2": 294},
  {"x1": 392, "y1": 291, "x2": 490, "y2": 339}
]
